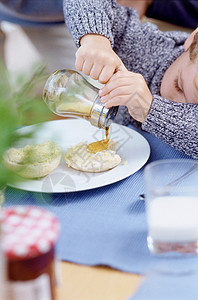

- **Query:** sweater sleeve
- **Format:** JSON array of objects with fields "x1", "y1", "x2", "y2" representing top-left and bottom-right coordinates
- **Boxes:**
[
  {"x1": 63, "y1": 0, "x2": 137, "y2": 47},
  {"x1": 142, "y1": 96, "x2": 198, "y2": 159},
  {"x1": 146, "y1": 0, "x2": 198, "y2": 29},
  {"x1": 63, "y1": 0, "x2": 114, "y2": 46}
]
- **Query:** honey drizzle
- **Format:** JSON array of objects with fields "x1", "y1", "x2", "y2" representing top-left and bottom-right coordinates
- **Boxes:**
[{"x1": 87, "y1": 127, "x2": 109, "y2": 153}]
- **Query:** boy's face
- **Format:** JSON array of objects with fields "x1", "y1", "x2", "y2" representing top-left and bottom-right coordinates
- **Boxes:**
[{"x1": 160, "y1": 50, "x2": 198, "y2": 104}]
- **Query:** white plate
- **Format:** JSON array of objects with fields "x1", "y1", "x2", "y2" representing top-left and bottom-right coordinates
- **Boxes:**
[{"x1": 8, "y1": 119, "x2": 150, "y2": 193}]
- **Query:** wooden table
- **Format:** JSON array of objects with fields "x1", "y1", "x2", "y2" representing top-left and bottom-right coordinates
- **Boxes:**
[{"x1": 56, "y1": 261, "x2": 142, "y2": 300}]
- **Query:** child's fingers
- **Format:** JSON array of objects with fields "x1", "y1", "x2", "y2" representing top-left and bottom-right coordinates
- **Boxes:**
[
  {"x1": 104, "y1": 96, "x2": 124, "y2": 108},
  {"x1": 75, "y1": 55, "x2": 84, "y2": 71},
  {"x1": 108, "y1": 86, "x2": 133, "y2": 102},
  {"x1": 101, "y1": 86, "x2": 134, "y2": 107},
  {"x1": 116, "y1": 63, "x2": 127, "y2": 72},
  {"x1": 75, "y1": 48, "x2": 85, "y2": 71},
  {"x1": 100, "y1": 78, "x2": 133, "y2": 97},
  {"x1": 90, "y1": 64, "x2": 103, "y2": 80},
  {"x1": 82, "y1": 60, "x2": 94, "y2": 76},
  {"x1": 104, "y1": 93, "x2": 136, "y2": 109},
  {"x1": 98, "y1": 65, "x2": 116, "y2": 84},
  {"x1": 110, "y1": 70, "x2": 135, "y2": 81}
]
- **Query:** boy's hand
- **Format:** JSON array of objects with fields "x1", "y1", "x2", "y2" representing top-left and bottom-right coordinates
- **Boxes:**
[
  {"x1": 99, "y1": 71, "x2": 153, "y2": 123},
  {"x1": 76, "y1": 34, "x2": 126, "y2": 84}
]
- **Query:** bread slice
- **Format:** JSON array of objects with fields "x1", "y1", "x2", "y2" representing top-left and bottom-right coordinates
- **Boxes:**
[
  {"x1": 64, "y1": 141, "x2": 121, "y2": 173},
  {"x1": 3, "y1": 141, "x2": 61, "y2": 178}
]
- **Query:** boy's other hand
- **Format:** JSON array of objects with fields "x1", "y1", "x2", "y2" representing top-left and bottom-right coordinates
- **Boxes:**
[
  {"x1": 99, "y1": 70, "x2": 153, "y2": 123},
  {"x1": 76, "y1": 34, "x2": 126, "y2": 84}
]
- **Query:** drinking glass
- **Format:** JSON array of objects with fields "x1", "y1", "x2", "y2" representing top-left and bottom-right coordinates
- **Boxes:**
[{"x1": 144, "y1": 159, "x2": 198, "y2": 255}]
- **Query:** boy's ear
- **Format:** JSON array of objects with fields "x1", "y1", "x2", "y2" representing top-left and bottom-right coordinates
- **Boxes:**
[{"x1": 184, "y1": 27, "x2": 198, "y2": 51}]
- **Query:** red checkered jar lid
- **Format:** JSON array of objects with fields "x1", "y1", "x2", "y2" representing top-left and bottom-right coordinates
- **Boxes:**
[{"x1": 0, "y1": 206, "x2": 60, "y2": 260}]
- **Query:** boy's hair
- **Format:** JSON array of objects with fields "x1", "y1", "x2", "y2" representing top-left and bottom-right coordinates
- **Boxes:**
[{"x1": 189, "y1": 32, "x2": 198, "y2": 62}]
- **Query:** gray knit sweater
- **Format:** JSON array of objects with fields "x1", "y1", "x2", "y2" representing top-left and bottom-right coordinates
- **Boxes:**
[{"x1": 63, "y1": 0, "x2": 198, "y2": 159}]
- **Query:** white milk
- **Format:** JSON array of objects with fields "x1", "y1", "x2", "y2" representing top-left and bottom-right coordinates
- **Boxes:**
[{"x1": 148, "y1": 196, "x2": 198, "y2": 242}]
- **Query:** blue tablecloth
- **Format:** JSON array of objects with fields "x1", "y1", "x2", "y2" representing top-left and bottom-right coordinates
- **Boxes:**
[
  {"x1": 4, "y1": 126, "x2": 196, "y2": 275},
  {"x1": 130, "y1": 266, "x2": 198, "y2": 300}
]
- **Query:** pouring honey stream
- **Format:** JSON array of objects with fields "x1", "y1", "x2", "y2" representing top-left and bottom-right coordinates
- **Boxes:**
[{"x1": 87, "y1": 127, "x2": 110, "y2": 153}]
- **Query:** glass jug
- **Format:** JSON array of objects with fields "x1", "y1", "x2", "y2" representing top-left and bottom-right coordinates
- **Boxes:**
[{"x1": 43, "y1": 69, "x2": 118, "y2": 129}]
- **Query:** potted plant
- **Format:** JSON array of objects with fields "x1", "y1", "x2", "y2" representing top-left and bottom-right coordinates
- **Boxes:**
[{"x1": 0, "y1": 64, "x2": 53, "y2": 202}]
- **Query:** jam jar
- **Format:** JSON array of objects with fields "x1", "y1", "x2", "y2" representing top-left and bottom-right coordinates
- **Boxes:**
[
  {"x1": 1, "y1": 206, "x2": 60, "y2": 300},
  {"x1": 0, "y1": 222, "x2": 6, "y2": 300}
]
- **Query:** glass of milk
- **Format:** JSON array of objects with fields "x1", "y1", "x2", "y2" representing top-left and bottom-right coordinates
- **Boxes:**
[{"x1": 144, "y1": 159, "x2": 198, "y2": 255}]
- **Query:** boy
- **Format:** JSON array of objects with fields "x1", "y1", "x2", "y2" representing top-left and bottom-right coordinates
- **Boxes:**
[{"x1": 63, "y1": 0, "x2": 198, "y2": 159}]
